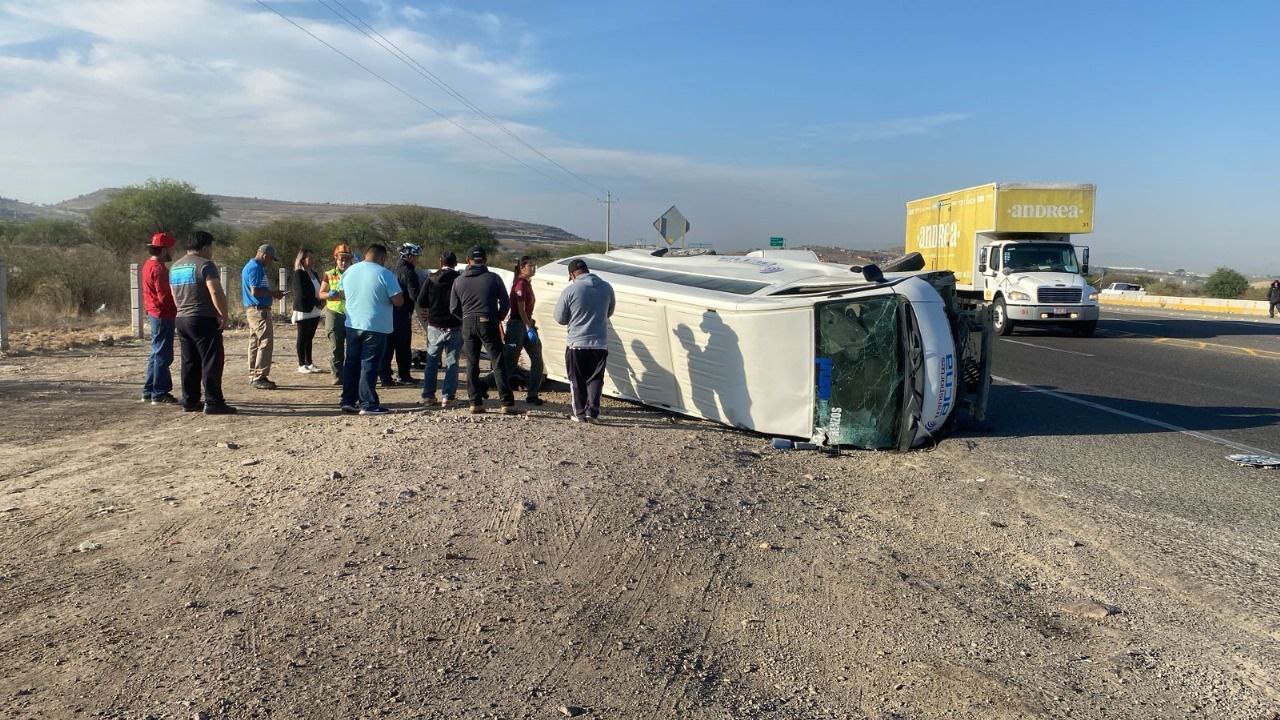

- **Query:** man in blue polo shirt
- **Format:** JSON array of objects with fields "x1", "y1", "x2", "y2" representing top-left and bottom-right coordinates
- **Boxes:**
[
  {"x1": 241, "y1": 244, "x2": 284, "y2": 390},
  {"x1": 340, "y1": 243, "x2": 404, "y2": 415}
]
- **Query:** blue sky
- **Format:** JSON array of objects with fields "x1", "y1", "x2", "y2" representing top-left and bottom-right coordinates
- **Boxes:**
[{"x1": 1, "y1": 0, "x2": 1277, "y2": 273}]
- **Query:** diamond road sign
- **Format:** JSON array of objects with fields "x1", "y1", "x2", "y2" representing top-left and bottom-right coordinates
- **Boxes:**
[
  {"x1": 769, "y1": 236, "x2": 785, "y2": 248},
  {"x1": 653, "y1": 205, "x2": 690, "y2": 246}
]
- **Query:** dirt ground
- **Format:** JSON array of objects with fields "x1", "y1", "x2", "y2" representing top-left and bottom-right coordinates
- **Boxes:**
[{"x1": 1, "y1": 326, "x2": 1278, "y2": 719}]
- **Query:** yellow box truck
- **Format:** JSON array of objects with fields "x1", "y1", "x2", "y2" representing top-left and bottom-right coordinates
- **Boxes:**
[{"x1": 905, "y1": 183, "x2": 1099, "y2": 336}]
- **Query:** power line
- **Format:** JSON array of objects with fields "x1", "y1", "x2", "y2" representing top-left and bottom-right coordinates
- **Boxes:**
[
  {"x1": 252, "y1": 0, "x2": 598, "y2": 200},
  {"x1": 320, "y1": 0, "x2": 607, "y2": 197}
]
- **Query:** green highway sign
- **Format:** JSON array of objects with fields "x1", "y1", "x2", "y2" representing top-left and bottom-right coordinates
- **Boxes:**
[{"x1": 769, "y1": 236, "x2": 785, "y2": 248}]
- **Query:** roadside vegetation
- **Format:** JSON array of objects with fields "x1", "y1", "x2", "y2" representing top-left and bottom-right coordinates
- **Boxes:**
[
  {"x1": 0, "y1": 178, "x2": 598, "y2": 333},
  {"x1": 1090, "y1": 266, "x2": 1268, "y2": 301}
]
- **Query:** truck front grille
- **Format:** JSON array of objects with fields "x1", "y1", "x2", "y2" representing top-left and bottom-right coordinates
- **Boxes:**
[{"x1": 1037, "y1": 288, "x2": 1082, "y2": 304}]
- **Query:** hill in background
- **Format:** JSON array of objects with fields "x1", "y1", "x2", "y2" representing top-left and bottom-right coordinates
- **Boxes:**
[
  {"x1": 11, "y1": 188, "x2": 587, "y2": 246},
  {"x1": 0, "y1": 196, "x2": 84, "y2": 223}
]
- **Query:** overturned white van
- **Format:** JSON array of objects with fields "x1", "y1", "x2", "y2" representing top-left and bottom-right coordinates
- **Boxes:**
[{"x1": 523, "y1": 248, "x2": 990, "y2": 450}]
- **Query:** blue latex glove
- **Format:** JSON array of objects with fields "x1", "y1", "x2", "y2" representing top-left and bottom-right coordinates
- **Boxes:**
[{"x1": 526, "y1": 327, "x2": 539, "y2": 343}]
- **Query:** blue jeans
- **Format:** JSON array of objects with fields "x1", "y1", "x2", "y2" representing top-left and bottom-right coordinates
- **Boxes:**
[
  {"x1": 341, "y1": 328, "x2": 387, "y2": 410},
  {"x1": 142, "y1": 316, "x2": 175, "y2": 399},
  {"x1": 422, "y1": 325, "x2": 462, "y2": 400}
]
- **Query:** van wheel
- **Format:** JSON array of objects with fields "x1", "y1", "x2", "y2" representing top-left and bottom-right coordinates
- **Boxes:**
[
  {"x1": 993, "y1": 298, "x2": 1015, "y2": 336},
  {"x1": 1072, "y1": 321, "x2": 1097, "y2": 337}
]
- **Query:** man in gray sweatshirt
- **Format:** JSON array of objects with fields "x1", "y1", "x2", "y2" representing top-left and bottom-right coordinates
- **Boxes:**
[
  {"x1": 450, "y1": 246, "x2": 520, "y2": 414},
  {"x1": 553, "y1": 258, "x2": 615, "y2": 422}
]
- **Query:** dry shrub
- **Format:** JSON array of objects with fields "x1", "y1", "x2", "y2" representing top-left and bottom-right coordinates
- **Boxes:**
[{"x1": 2, "y1": 243, "x2": 130, "y2": 326}]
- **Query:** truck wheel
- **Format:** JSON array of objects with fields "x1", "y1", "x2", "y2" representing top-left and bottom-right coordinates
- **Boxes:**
[
  {"x1": 993, "y1": 298, "x2": 1015, "y2": 336},
  {"x1": 1072, "y1": 321, "x2": 1097, "y2": 337}
]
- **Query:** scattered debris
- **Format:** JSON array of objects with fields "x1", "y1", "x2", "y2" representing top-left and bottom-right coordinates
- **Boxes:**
[
  {"x1": 757, "y1": 542, "x2": 780, "y2": 551},
  {"x1": 329, "y1": 470, "x2": 344, "y2": 480},
  {"x1": 217, "y1": 441, "x2": 239, "y2": 450},
  {"x1": 558, "y1": 705, "x2": 586, "y2": 717},
  {"x1": 75, "y1": 541, "x2": 102, "y2": 553},
  {"x1": 397, "y1": 489, "x2": 418, "y2": 503},
  {"x1": 240, "y1": 458, "x2": 260, "y2": 467},
  {"x1": 1226, "y1": 454, "x2": 1280, "y2": 469}
]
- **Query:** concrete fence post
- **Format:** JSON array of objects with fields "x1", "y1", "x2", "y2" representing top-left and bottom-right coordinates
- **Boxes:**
[
  {"x1": 0, "y1": 257, "x2": 9, "y2": 352},
  {"x1": 129, "y1": 263, "x2": 145, "y2": 339},
  {"x1": 278, "y1": 267, "x2": 289, "y2": 321}
]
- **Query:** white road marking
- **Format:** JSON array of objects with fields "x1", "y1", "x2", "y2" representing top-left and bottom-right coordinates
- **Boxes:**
[
  {"x1": 1000, "y1": 339, "x2": 1096, "y2": 357},
  {"x1": 993, "y1": 374, "x2": 1278, "y2": 457}
]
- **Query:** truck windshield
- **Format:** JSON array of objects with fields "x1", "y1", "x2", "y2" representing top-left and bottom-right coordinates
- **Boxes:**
[
  {"x1": 1002, "y1": 244, "x2": 1079, "y2": 273},
  {"x1": 814, "y1": 295, "x2": 904, "y2": 449}
]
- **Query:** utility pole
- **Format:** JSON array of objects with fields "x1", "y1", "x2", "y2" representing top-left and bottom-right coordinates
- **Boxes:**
[{"x1": 598, "y1": 191, "x2": 615, "y2": 252}]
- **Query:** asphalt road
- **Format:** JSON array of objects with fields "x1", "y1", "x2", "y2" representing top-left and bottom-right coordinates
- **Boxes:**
[{"x1": 989, "y1": 308, "x2": 1280, "y2": 456}]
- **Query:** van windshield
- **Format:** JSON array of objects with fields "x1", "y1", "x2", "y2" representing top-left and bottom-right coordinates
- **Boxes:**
[
  {"x1": 1002, "y1": 244, "x2": 1079, "y2": 273},
  {"x1": 814, "y1": 295, "x2": 903, "y2": 449}
]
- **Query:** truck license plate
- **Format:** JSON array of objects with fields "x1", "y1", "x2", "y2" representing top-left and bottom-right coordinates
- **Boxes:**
[{"x1": 1053, "y1": 307, "x2": 1068, "y2": 314}]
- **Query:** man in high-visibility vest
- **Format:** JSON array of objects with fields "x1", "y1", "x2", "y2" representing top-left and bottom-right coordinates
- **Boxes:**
[{"x1": 319, "y1": 244, "x2": 355, "y2": 385}]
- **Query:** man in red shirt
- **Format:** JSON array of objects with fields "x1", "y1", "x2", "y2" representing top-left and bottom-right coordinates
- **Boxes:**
[{"x1": 141, "y1": 232, "x2": 179, "y2": 405}]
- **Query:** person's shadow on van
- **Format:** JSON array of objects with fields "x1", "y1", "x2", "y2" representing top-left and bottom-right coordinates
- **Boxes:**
[{"x1": 674, "y1": 313, "x2": 752, "y2": 428}]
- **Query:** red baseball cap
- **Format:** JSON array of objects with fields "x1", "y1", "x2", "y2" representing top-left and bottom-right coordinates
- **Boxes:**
[{"x1": 148, "y1": 232, "x2": 176, "y2": 249}]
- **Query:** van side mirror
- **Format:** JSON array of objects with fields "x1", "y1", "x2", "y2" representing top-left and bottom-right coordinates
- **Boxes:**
[
  {"x1": 978, "y1": 262, "x2": 988, "y2": 273},
  {"x1": 1080, "y1": 246, "x2": 1090, "y2": 275}
]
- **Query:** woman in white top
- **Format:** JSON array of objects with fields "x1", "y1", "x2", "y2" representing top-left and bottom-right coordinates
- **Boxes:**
[{"x1": 291, "y1": 249, "x2": 326, "y2": 373}]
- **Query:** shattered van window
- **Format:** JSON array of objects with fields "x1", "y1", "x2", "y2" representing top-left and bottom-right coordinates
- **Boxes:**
[{"x1": 814, "y1": 296, "x2": 903, "y2": 449}]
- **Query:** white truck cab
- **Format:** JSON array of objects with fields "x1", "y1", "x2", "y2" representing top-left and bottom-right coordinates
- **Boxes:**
[{"x1": 978, "y1": 236, "x2": 1099, "y2": 336}]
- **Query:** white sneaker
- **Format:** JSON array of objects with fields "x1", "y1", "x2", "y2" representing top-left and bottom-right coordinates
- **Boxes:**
[
  {"x1": 307, "y1": 364, "x2": 325, "y2": 373},
  {"x1": 297, "y1": 366, "x2": 312, "y2": 374}
]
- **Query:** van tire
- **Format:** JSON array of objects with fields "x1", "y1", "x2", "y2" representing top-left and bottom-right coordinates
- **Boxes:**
[
  {"x1": 993, "y1": 298, "x2": 1015, "y2": 336},
  {"x1": 1072, "y1": 321, "x2": 1097, "y2": 337}
]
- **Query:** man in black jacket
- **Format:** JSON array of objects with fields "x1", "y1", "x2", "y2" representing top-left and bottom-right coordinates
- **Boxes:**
[
  {"x1": 380, "y1": 243, "x2": 421, "y2": 385},
  {"x1": 450, "y1": 246, "x2": 520, "y2": 414},
  {"x1": 416, "y1": 251, "x2": 463, "y2": 407}
]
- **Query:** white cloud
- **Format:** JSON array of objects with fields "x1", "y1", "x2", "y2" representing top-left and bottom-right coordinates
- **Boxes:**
[{"x1": 794, "y1": 112, "x2": 971, "y2": 143}]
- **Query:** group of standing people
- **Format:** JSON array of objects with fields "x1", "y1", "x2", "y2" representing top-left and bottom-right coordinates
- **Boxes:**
[{"x1": 139, "y1": 232, "x2": 615, "y2": 422}]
